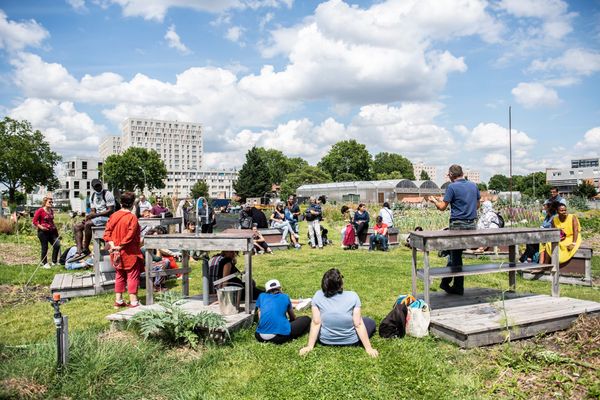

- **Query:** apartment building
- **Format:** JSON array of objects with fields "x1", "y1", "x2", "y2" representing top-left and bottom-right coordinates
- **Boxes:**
[
  {"x1": 413, "y1": 161, "x2": 437, "y2": 181},
  {"x1": 99, "y1": 117, "x2": 237, "y2": 198},
  {"x1": 99, "y1": 136, "x2": 121, "y2": 160},
  {"x1": 56, "y1": 156, "x2": 103, "y2": 212},
  {"x1": 547, "y1": 158, "x2": 600, "y2": 194},
  {"x1": 464, "y1": 168, "x2": 481, "y2": 184}
]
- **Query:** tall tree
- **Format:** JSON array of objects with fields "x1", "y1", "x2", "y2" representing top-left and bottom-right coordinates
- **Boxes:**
[
  {"x1": 488, "y1": 174, "x2": 510, "y2": 192},
  {"x1": 233, "y1": 147, "x2": 271, "y2": 201},
  {"x1": 372, "y1": 152, "x2": 415, "y2": 179},
  {"x1": 477, "y1": 183, "x2": 488, "y2": 191},
  {"x1": 573, "y1": 181, "x2": 597, "y2": 199},
  {"x1": 420, "y1": 170, "x2": 430, "y2": 180},
  {"x1": 280, "y1": 165, "x2": 332, "y2": 199},
  {"x1": 514, "y1": 172, "x2": 550, "y2": 199},
  {"x1": 0, "y1": 117, "x2": 61, "y2": 203},
  {"x1": 102, "y1": 147, "x2": 167, "y2": 192},
  {"x1": 318, "y1": 140, "x2": 373, "y2": 181},
  {"x1": 190, "y1": 180, "x2": 209, "y2": 199}
]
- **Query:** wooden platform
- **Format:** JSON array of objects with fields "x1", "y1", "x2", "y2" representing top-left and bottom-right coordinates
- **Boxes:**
[
  {"x1": 51, "y1": 272, "x2": 115, "y2": 298},
  {"x1": 106, "y1": 294, "x2": 255, "y2": 335},
  {"x1": 428, "y1": 293, "x2": 600, "y2": 348}
]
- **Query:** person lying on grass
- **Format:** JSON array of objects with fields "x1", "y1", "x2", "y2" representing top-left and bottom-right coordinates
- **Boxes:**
[
  {"x1": 299, "y1": 268, "x2": 378, "y2": 357},
  {"x1": 255, "y1": 279, "x2": 311, "y2": 344}
]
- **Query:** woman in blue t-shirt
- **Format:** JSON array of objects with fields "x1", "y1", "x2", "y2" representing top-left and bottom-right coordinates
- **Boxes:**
[
  {"x1": 255, "y1": 279, "x2": 311, "y2": 344},
  {"x1": 299, "y1": 268, "x2": 378, "y2": 357}
]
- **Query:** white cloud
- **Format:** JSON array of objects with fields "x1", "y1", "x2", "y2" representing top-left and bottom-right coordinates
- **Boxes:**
[
  {"x1": 164, "y1": 25, "x2": 191, "y2": 54},
  {"x1": 463, "y1": 122, "x2": 536, "y2": 151},
  {"x1": 225, "y1": 26, "x2": 245, "y2": 46},
  {"x1": 66, "y1": 0, "x2": 87, "y2": 11},
  {"x1": 242, "y1": 0, "x2": 505, "y2": 104},
  {"x1": 529, "y1": 48, "x2": 600, "y2": 77},
  {"x1": 483, "y1": 153, "x2": 509, "y2": 168},
  {"x1": 0, "y1": 10, "x2": 49, "y2": 51},
  {"x1": 259, "y1": 12, "x2": 274, "y2": 30},
  {"x1": 511, "y1": 82, "x2": 560, "y2": 108},
  {"x1": 104, "y1": 0, "x2": 292, "y2": 22},
  {"x1": 498, "y1": 0, "x2": 575, "y2": 41},
  {"x1": 9, "y1": 98, "x2": 109, "y2": 153},
  {"x1": 574, "y1": 127, "x2": 600, "y2": 153}
]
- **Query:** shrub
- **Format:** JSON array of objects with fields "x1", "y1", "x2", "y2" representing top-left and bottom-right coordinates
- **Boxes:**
[
  {"x1": 0, "y1": 217, "x2": 15, "y2": 234},
  {"x1": 128, "y1": 292, "x2": 227, "y2": 349}
]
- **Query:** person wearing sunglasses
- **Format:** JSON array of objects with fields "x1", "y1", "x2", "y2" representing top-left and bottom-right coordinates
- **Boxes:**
[{"x1": 32, "y1": 196, "x2": 60, "y2": 269}]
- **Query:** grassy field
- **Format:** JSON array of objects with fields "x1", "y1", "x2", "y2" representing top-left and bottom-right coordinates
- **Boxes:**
[{"x1": 0, "y1": 214, "x2": 599, "y2": 399}]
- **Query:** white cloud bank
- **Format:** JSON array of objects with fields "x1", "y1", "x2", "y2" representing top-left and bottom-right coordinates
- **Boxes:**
[
  {"x1": 511, "y1": 82, "x2": 561, "y2": 108},
  {"x1": 0, "y1": 10, "x2": 49, "y2": 51}
]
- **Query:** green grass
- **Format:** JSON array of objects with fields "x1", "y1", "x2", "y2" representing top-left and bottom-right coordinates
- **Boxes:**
[{"x1": 1, "y1": 219, "x2": 599, "y2": 399}]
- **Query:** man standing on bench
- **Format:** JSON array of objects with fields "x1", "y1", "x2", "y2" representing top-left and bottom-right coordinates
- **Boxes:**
[
  {"x1": 69, "y1": 178, "x2": 115, "y2": 262},
  {"x1": 427, "y1": 164, "x2": 480, "y2": 295}
]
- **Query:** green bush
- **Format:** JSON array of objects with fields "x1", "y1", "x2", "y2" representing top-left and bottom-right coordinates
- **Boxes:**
[{"x1": 128, "y1": 292, "x2": 227, "y2": 349}]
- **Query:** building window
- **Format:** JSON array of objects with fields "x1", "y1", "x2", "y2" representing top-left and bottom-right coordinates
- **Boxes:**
[
  {"x1": 86, "y1": 181, "x2": 90, "y2": 189},
  {"x1": 82, "y1": 171, "x2": 87, "y2": 179},
  {"x1": 74, "y1": 181, "x2": 80, "y2": 189},
  {"x1": 74, "y1": 191, "x2": 80, "y2": 198},
  {"x1": 82, "y1": 161, "x2": 87, "y2": 170},
  {"x1": 66, "y1": 181, "x2": 69, "y2": 189}
]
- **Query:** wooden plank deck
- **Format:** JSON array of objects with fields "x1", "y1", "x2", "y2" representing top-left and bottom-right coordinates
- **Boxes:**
[
  {"x1": 106, "y1": 294, "x2": 255, "y2": 336},
  {"x1": 417, "y1": 262, "x2": 553, "y2": 279},
  {"x1": 50, "y1": 272, "x2": 116, "y2": 299},
  {"x1": 428, "y1": 294, "x2": 600, "y2": 348}
]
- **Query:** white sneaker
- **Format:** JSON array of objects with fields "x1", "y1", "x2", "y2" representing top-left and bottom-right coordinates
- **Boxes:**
[
  {"x1": 295, "y1": 243, "x2": 301, "y2": 249},
  {"x1": 280, "y1": 240, "x2": 289, "y2": 245},
  {"x1": 42, "y1": 263, "x2": 51, "y2": 269}
]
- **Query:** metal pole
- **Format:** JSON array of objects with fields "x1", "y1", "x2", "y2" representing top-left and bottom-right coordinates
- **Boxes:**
[{"x1": 509, "y1": 106, "x2": 513, "y2": 208}]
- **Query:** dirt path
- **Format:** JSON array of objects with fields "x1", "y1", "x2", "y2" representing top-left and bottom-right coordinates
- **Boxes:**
[{"x1": 0, "y1": 242, "x2": 38, "y2": 265}]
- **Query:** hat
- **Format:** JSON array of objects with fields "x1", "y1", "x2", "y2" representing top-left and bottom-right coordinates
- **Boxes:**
[
  {"x1": 91, "y1": 178, "x2": 102, "y2": 188},
  {"x1": 265, "y1": 279, "x2": 281, "y2": 292}
]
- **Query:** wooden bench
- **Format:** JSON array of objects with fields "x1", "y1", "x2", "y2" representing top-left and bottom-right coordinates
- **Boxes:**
[
  {"x1": 409, "y1": 228, "x2": 561, "y2": 307},
  {"x1": 223, "y1": 228, "x2": 290, "y2": 251},
  {"x1": 359, "y1": 227, "x2": 399, "y2": 249},
  {"x1": 523, "y1": 246, "x2": 593, "y2": 286}
]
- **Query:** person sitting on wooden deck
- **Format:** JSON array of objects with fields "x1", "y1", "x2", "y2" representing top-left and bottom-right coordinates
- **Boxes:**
[
  {"x1": 369, "y1": 216, "x2": 389, "y2": 251},
  {"x1": 103, "y1": 191, "x2": 143, "y2": 309},
  {"x1": 252, "y1": 224, "x2": 273, "y2": 254},
  {"x1": 271, "y1": 202, "x2": 301, "y2": 248},
  {"x1": 539, "y1": 203, "x2": 581, "y2": 266},
  {"x1": 255, "y1": 279, "x2": 311, "y2": 344}
]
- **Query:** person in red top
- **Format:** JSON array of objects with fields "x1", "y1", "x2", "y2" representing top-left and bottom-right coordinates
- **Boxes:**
[
  {"x1": 103, "y1": 192, "x2": 143, "y2": 309},
  {"x1": 32, "y1": 196, "x2": 61, "y2": 269},
  {"x1": 369, "y1": 216, "x2": 389, "y2": 251}
]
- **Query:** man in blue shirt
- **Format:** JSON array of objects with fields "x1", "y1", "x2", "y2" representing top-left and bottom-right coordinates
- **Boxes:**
[{"x1": 428, "y1": 164, "x2": 480, "y2": 295}]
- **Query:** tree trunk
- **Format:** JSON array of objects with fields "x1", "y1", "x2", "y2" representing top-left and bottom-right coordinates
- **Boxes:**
[{"x1": 8, "y1": 186, "x2": 16, "y2": 205}]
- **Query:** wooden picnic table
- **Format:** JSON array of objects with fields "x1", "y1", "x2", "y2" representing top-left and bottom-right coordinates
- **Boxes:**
[
  {"x1": 409, "y1": 227, "x2": 561, "y2": 307},
  {"x1": 141, "y1": 232, "x2": 254, "y2": 310}
]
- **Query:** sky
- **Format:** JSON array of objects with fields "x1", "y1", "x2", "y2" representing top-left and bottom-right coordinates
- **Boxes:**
[{"x1": 1, "y1": 0, "x2": 599, "y2": 183}]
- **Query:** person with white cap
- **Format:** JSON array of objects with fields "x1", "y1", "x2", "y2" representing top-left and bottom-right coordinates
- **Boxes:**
[{"x1": 255, "y1": 279, "x2": 311, "y2": 344}]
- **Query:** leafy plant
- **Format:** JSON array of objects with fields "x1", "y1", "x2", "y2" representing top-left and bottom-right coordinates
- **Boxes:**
[
  {"x1": 568, "y1": 196, "x2": 589, "y2": 211},
  {"x1": 128, "y1": 291, "x2": 227, "y2": 349}
]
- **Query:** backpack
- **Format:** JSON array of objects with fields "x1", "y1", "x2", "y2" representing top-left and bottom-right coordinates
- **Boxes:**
[
  {"x1": 495, "y1": 212, "x2": 505, "y2": 228},
  {"x1": 342, "y1": 223, "x2": 356, "y2": 248},
  {"x1": 379, "y1": 302, "x2": 408, "y2": 338},
  {"x1": 92, "y1": 189, "x2": 121, "y2": 213}
]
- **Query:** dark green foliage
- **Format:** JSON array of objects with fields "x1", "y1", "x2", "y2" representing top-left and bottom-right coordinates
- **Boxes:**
[
  {"x1": 280, "y1": 165, "x2": 332, "y2": 199},
  {"x1": 102, "y1": 147, "x2": 167, "y2": 192},
  {"x1": 420, "y1": 170, "x2": 430, "y2": 180},
  {"x1": 373, "y1": 152, "x2": 415, "y2": 180},
  {"x1": 0, "y1": 117, "x2": 62, "y2": 204},
  {"x1": 477, "y1": 183, "x2": 488, "y2": 191},
  {"x1": 488, "y1": 174, "x2": 510, "y2": 192},
  {"x1": 487, "y1": 172, "x2": 549, "y2": 199},
  {"x1": 190, "y1": 180, "x2": 209, "y2": 199},
  {"x1": 568, "y1": 196, "x2": 589, "y2": 211},
  {"x1": 256, "y1": 148, "x2": 308, "y2": 185},
  {"x1": 573, "y1": 181, "x2": 597, "y2": 199},
  {"x1": 233, "y1": 147, "x2": 272, "y2": 201},
  {"x1": 129, "y1": 292, "x2": 227, "y2": 349},
  {"x1": 318, "y1": 140, "x2": 373, "y2": 181}
]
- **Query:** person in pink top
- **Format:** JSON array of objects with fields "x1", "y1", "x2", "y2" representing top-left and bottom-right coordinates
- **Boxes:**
[
  {"x1": 369, "y1": 216, "x2": 389, "y2": 251},
  {"x1": 32, "y1": 196, "x2": 61, "y2": 269}
]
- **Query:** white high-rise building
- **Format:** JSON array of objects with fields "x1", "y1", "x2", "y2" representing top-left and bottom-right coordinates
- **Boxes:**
[
  {"x1": 464, "y1": 168, "x2": 481, "y2": 184},
  {"x1": 99, "y1": 136, "x2": 121, "y2": 160},
  {"x1": 413, "y1": 161, "x2": 437, "y2": 181},
  {"x1": 99, "y1": 117, "x2": 237, "y2": 198}
]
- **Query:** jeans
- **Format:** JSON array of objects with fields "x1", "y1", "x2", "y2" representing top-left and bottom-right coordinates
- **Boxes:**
[
  {"x1": 369, "y1": 234, "x2": 388, "y2": 250},
  {"x1": 272, "y1": 221, "x2": 292, "y2": 242},
  {"x1": 441, "y1": 219, "x2": 476, "y2": 291},
  {"x1": 308, "y1": 220, "x2": 323, "y2": 248}
]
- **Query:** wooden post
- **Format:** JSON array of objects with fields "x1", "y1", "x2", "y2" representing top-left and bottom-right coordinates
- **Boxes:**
[
  {"x1": 145, "y1": 250, "x2": 154, "y2": 305},
  {"x1": 244, "y1": 249, "x2": 252, "y2": 314},
  {"x1": 423, "y1": 250, "x2": 431, "y2": 306},
  {"x1": 411, "y1": 247, "x2": 418, "y2": 297},
  {"x1": 93, "y1": 236, "x2": 102, "y2": 294},
  {"x1": 181, "y1": 250, "x2": 190, "y2": 298},
  {"x1": 508, "y1": 245, "x2": 517, "y2": 291},
  {"x1": 551, "y1": 241, "x2": 560, "y2": 297}
]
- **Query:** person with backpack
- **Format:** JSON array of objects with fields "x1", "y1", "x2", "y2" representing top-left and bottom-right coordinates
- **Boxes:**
[
  {"x1": 255, "y1": 279, "x2": 311, "y2": 344},
  {"x1": 378, "y1": 202, "x2": 394, "y2": 228},
  {"x1": 69, "y1": 179, "x2": 116, "y2": 262},
  {"x1": 340, "y1": 205, "x2": 357, "y2": 250},
  {"x1": 299, "y1": 268, "x2": 378, "y2": 357},
  {"x1": 474, "y1": 200, "x2": 501, "y2": 253}
]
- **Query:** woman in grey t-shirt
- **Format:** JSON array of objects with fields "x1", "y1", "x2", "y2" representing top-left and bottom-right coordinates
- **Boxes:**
[{"x1": 299, "y1": 268, "x2": 378, "y2": 357}]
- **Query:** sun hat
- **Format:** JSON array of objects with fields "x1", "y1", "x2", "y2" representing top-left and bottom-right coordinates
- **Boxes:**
[{"x1": 265, "y1": 279, "x2": 281, "y2": 292}]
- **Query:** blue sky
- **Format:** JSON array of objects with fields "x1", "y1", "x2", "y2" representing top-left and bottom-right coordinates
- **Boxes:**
[{"x1": 1, "y1": 0, "x2": 599, "y2": 182}]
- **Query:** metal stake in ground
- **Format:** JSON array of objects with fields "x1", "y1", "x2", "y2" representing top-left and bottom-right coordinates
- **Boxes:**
[{"x1": 49, "y1": 293, "x2": 69, "y2": 371}]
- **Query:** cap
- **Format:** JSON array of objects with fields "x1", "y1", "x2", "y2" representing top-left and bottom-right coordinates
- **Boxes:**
[
  {"x1": 91, "y1": 178, "x2": 102, "y2": 187},
  {"x1": 265, "y1": 279, "x2": 281, "y2": 292}
]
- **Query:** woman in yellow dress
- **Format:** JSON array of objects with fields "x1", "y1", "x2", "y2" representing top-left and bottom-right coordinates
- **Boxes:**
[{"x1": 541, "y1": 203, "x2": 581, "y2": 265}]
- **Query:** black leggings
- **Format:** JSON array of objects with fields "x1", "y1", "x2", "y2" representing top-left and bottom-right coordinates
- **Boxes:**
[
  {"x1": 255, "y1": 316, "x2": 311, "y2": 344},
  {"x1": 38, "y1": 230, "x2": 60, "y2": 264},
  {"x1": 354, "y1": 222, "x2": 369, "y2": 244}
]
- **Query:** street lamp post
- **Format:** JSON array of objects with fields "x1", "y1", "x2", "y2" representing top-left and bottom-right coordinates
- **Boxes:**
[{"x1": 138, "y1": 166, "x2": 147, "y2": 196}]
